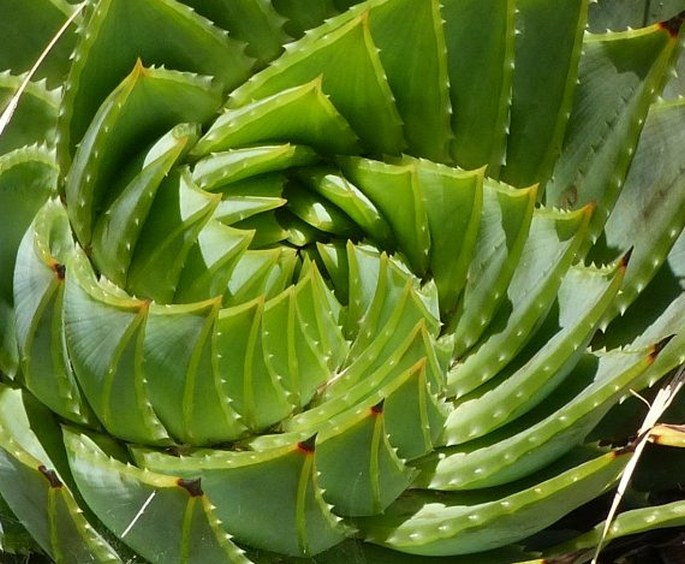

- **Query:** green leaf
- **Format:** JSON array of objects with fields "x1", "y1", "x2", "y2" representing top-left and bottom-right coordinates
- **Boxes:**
[
  {"x1": 58, "y1": 0, "x2": 252, "y2": 168},
  {"x1": 0, "y1": 386, "x2": 119, "y2": 563},
  {"x1": 588, "y1": 0, "x2": 685, "y2": 32},
  {"x1": 0, "y1": 146, "x2": 57, "y2": 378},
  {"x1": 192, "y1": 144, "x2": 318, "y2": 191},
  {"x1": 448, "y1": 180, "x2": 537, "y2": 358},
  {"x1": 261, "y1": 267, "x2": 347, "y2": 406},
  {"x1": 542, "y1": 500, "x2": 685, "y2": 559},
  {"x1": 0, "y1": 73, "x2": 60, "y2": 154},
  {"x1": 316, "y1": 401, "x2": 417, "y2": 516},
  {"x1": 441, "y1": 0, "x2": 515, "y2": 173},
  {"x1": 126, "y1": 168, "x2": 220, "y2": 304},
  {"x1": 367, "y1": 0, "x2": 452, "y2": 162},
  {"x1": 359, "y1": 447, "x2": 629, "y2": 556},
  {"x1": 228, "y1": 10, "x2": 404, "y2": 156},
  {"x1": 283, "y1": 180, "x2": 360, "y2": 237},
  {"x1": 299, "y1": 168, "x2": 394, "y2": 247},
  {"x1": 181, "y1": 0, "x2": 287, "y2": 64},
  {"x1": 13, "y1": 200, "x2": 94, "y2": 424},
  {"x1": 289, "y1": 334, "x2": 444, "y2": 441},
  {"x1": 91, "y1": 123, "x2": 200, "y2": 287},
  {"x1": 193, "y1": 78, "x2": 359, "y2": 156},
  {"x1": 63, "y1": 427, "x2": 248, "y2": 563},
  {"x1": 214, "y1": 298, "x2": 294, "y2": 432},
  {"x1": 224, "y1": 247, "x2": 298, "y2": 304},
  {"x1": 131, "y1": 439, "x2": 348, "y2": 557},
  {"x1": 213, "y1": 174, "x2": 287, "y2": 225},
  {"x1": 441, "y1": 260, "x2": 626, "y2": 446},
  {"x1": 447, "y1": 205, "x2": 591, "y2": 397},
  {"x1": 144, "y1": 298, "x2": 245, "y2": 445},
  {"x1": 273, "y1": 0, "x2": 339, "y2": 38},
  {"x1": 501, "y1": 0, "x2": 587, "y2": 187},
  {"x1": 64, "y1": 246, "x2": 170, "y2": 444},
  {"x1": 590, "y1": 98, "x2": 685, "y2": 322},
  {"x1": 406, "y1": 157, "x2": 484, "y2": 316},
  {"x1": 0, "y1": 0, "x2": 79, "y2": 87},
  {"x1": 174, "y1": 220, "x2": 254, "y2": 303},
  {"x1": 65, "y1": 62, "x2": 222, "y2": 246},
  {"x1": 546, "y1": 22, "x2": 682, "y2": 242},
  {"x1": 420, "y1": 347, "x2": 654, "y2": 490},
  {"x1": 339, "y1": 157, "x2": 431, "y2": 275},
  {"x1": 0, "y1": 494, "x2": 38, "y2": 555}
]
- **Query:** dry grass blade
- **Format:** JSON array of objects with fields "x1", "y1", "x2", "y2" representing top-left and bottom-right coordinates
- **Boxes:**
[
  {"x1": 591, "y1": 364, "x2": 685, "y2": 564},
  {"x1": 648, "y1": 423, "x2": 685, "y2": 447}
]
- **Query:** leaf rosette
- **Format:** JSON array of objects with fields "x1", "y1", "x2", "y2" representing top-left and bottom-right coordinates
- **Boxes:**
[{"x1": 0, "y1": 0, "x2": 684, "y2": 562}]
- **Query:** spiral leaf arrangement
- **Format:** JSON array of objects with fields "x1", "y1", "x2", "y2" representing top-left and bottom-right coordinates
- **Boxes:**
[{"x1": 1, "y1": 0, "x2": 684, "y2": 562}]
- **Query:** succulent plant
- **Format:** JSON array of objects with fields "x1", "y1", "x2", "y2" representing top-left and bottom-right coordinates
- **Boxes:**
[{"x1": 1, "y1": 0, "x2": 684, "y2": 562}]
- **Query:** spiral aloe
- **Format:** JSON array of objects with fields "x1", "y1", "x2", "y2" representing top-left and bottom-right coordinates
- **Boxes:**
[{"x1": 1, "y1": 0, "x2": 684, "y2": 562}]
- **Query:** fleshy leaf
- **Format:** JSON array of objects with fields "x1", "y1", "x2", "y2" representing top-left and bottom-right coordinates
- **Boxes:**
[
  {"x1": 590, "y1": 97, "x2": 685, "y2": 321},
  {"x1": 420, "y1": 347, "x2": 655, "y2": 490},
  {"x1": 58, "y1": 0, "x2": 252, "y2": 168},
  {"x1": 0, "y1": 385, "x2": 119, "y2": 563},
  {"x1": 228, "y1": 11, "x2": 404, "y2": 156},
  {"x1": 0, "y1": 72, "x2": 60, "y2": 153},
  {"x1": 448, "y1": 180, "x2": 537, "y2": 357},
  {"x1": 0, "y1": 0, "x2": 79, "y2": 86},
  {"x1": 546, "y1": 22, "x2": 682, "y2": 241},
  {"x1": 447, "y1": 205, "x2": 591, "y2": 397},
  {"x1": 181, "y1": 0, "x2": 287, "y2": 64},
  {"x1": 193, "y1": 78, "x2": 359, "y2": 156},
  {"x1": 542, "y1": 500, "x2": 685, "y2": 559},
  {"x1": 126, "y1": 168, "x2": 220, "y2": 304},
  {"x1": 316, "y1": 401, "x2": 417, "y2": 516},
  {"x1": 441, "y1": 0, "x2": 515, "y2": 173},
  {"x1": 442, "y1": 260, "x2": 626, "y2": 446},
  {"x1": 192, "y1": 144, "x2": 318, "y2": 191},
  {"x1": 14, "y1": 201, "x2": 94, "y2": 425},
  {"x1": 0, "y1": 146, "x2": 57, "y2": 379},
  {"x1": 339, "y1": 158, "x2": 431, "y2": 275},
  {"x1": 65, "y1": 61, "x2": 222, "y2": 246},
  {"x1": 144, "y1": 298, "x2": 245, "y2": 445},
  {"x1": 367, "y1": 0, "x2": 452, "y2": 162},
  {"x1": 501, "y1": 0, "x2": 587, "y2": 187},
  {"x1": 63, "y1": 428, "x2": 248, "y2": 563},
  {"x1": 131, "y1": 440, "x2": 348, "y2": 557},
  {"x1": 359, "y1": 448, "x2": 628, "y2": 556},
  {"x1": 64, "y1": 246, "x2": 170, "y2": 444},
  {"x1": 214, "y1": 298, "x2": 294, "y2": 432},
  {"x1": 91, "y1": 122, "x2": 200, "y2": 287}
]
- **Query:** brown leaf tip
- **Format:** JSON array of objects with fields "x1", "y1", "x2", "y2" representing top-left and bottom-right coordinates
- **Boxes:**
[
  {"x1": 620, "y1": 246, "x2": 634, "y2": 268},
  {"x1": 38, "y1": 465, "x2": 63, "y2": 488},
  {"x1": 297, "y1": 434, "x2": 317, "y2": 454},
  {"x1": 177, "y1": 477, "x2": 203, "y2": 497},
  {"x1": 649, "y1": 334, "x2": 675, "y2": 362},
  {"x1": 611, "y1": 433, "x2": 642, "y2": 456},
  {"x1": 371, "y1": 399, "x2": 385, "y2": 415},
  {"x1": 52, "y1": 263, "x2": 66, "y2": 280},
  {"x1": 660, "y1": 11, "x2": 684, "y2": 38}
]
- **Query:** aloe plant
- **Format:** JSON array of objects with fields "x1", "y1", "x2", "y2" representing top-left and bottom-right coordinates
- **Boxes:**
[{"x1": 1, "y1": 0, "x2": 684, "y2": 562}]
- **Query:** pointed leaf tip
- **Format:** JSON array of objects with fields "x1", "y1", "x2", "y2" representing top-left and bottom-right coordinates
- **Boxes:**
[
  {"x1": 649, "y1": 334, "x2": 676, "y2": 362},
  {"x1": 298, "y1": 434, "x2": 317, "y2": 453},
  {"x1": 659, "y1": 11, "x2": 684, "y2": 38},
  {"x1": 620, "y1": 247, "x2": 634, "y2": 268},
  {"x1": 38, "y1": 465, "x2": 62, "y2": 488},
  {"x1": 371, "y1": 399, "x2": 385, "y2": 415},
  {"x1": 51, "y1": 262, "x2": 66, "y2": 280},
  {"x1": 177, "y1": 477, "x2": 203, "y2": 497}
]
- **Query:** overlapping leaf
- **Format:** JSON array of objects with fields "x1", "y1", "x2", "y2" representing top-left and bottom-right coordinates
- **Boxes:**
[{"x1": 1, "y1": 0, "x2": 684, "y2": 562}]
